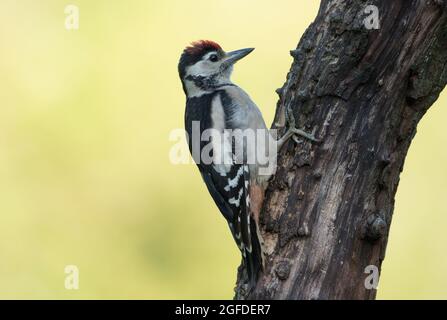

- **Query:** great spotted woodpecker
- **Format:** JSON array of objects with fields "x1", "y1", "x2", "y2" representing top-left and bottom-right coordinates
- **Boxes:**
[{"x1": 178, "y1": 40, "x2": 318, "y2": 289}]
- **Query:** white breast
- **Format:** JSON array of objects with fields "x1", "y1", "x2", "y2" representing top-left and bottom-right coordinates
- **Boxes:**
[{"x1": 210, "y1": 93, "x2": 233, "y2": 176}]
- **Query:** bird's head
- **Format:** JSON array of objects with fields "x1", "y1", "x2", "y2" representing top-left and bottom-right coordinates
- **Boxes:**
[{"x1": 178, "y1": 40, "x2": 254, "y2": 97}]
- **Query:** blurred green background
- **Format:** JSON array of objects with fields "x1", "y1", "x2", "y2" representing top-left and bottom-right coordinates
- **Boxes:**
[{"x1": 0, "y1": 0, "x2": 446, "y2": 299}]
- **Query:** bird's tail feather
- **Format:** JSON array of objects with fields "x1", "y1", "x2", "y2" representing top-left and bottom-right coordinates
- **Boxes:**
[{"x1": 240, "y1": 165, "x2": 263, "y2": 290}]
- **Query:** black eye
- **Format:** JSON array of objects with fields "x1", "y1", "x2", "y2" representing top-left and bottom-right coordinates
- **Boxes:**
[{"x1": 209, "y1": 54, "x2": 218, "y2": 62}]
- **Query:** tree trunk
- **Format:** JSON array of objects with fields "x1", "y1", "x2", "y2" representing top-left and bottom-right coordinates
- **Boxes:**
[{"x1": 235, "y1": 0, "x2": 447, "y2": 300}]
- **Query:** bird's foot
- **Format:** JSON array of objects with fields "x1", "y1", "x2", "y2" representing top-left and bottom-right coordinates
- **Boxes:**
[
  {"x1": 290, "y1": 128, "x2": 321, "y2": 144},
  {"x1": 281, "y1": 104, "x2": 321, "y2": 146},
  {"x1": 277, "y1": 127, "x2": 320, "y2": 151}
]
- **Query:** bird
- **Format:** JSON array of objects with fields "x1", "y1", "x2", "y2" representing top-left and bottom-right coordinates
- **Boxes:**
[{"x1": 178, "y1": 40, "x2": 319, "y2": 291}]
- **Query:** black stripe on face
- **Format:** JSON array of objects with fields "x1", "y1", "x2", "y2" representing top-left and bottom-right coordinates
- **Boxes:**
[
  {"x1": 185, "y1": 74, "x2": 218, "y2": 91},
  {"x1": 185, "y1": 74, "x2": 236, "y2": 92}
]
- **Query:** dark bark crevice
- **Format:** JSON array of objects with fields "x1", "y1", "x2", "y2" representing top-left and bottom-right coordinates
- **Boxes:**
[{"x1": 235, "y1": 0, "x2": 447, "y2": 300}]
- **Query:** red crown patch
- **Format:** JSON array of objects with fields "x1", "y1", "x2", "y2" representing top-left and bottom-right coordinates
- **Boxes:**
[{"x1": 184, "y1": 40, "x2": 222, "y2": 55}]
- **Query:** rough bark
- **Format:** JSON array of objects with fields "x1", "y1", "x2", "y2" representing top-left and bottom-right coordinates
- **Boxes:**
[{"x1": 235, "y1": 0, "x2": 447, "y2": 300}]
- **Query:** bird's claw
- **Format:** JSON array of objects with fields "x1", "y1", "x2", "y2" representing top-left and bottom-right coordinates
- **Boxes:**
[
  {"x1": 276, "y1": 104, "x2": 321, "y2": 150},
  {"x1": 285, "y1": 104, "x2": 321, "y2": 143},
  {"x1": 291, "y1": 128, "x2": 321, "y2": 143}
]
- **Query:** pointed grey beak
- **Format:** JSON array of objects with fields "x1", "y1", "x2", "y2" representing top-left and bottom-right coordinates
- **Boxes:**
[{"x1": 224, "y1": 48, "x2": 255, "y2": 66}]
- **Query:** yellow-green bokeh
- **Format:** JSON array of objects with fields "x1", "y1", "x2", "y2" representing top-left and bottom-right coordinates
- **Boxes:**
[{"x1": 0, "y1": 0, "x2": 445, "y2": 299}]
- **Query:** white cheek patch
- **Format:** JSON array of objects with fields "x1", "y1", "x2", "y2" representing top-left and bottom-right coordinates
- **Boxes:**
[
  {"x1": 186, "y1": 60, "x2": 219, "y2": 78},
  {"x1": 185, "y1": 61, "x2": 205, "y2": 76}
]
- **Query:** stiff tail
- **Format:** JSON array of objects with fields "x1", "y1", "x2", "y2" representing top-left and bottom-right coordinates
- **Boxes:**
[
  {"x1": 244, "y1": 216, "x2": 264, "y2": 289},
  {"x1": 239, "y1": 165, "x2": 264, "y2": 289}
]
